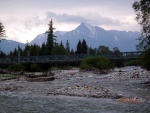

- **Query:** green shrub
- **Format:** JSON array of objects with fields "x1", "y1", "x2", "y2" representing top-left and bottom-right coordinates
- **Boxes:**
[
  {"x1": 125, "y1": 60, "x2": 141, "y2": 66},
  {"x1": 8, "y1": 63, "x2": 24, "y2": 72},
  {"x1": 142, "y1": 48, "x2": 150, "y2": 70},
  {"x1": 80, "y1": 63, "x2": 93, "y2": 70},
  {"x1": 113, "y1": 60, "x2": 125, "y2": 67},
  {"x1": 30, "y1": 64, "x2": 41, "y2": 72},
  {"x1": 80, "y1": 56, "x2": 114, "y2": 70}
]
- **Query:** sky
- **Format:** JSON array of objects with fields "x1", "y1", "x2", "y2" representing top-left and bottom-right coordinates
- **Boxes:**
[{"x1": 0, "y1": 0, "x2": 140, "y2": 43}]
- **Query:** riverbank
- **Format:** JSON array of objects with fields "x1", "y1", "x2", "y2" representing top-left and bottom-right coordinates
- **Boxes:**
[{"x1": 0, "y1": 66, "x2": 150, "y2": 101}]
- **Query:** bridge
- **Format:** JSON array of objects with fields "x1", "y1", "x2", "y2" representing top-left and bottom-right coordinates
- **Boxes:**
[{"x1": 0, "y1": 51, "x2": 143, "y2": 64}]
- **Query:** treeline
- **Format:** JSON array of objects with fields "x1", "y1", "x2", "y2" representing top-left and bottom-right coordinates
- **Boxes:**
[
  {"x1": 6, "y1": 39, "x2": 87, "y2": 57},
  {"x1": 5, "y1": 42, "x2": 121, "y2": 57}
]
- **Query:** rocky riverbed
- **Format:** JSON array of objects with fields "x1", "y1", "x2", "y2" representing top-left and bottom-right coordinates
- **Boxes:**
[
  {"x1": 0, "y1": 66, "x2": 150, "y2": 112},
  {"x1": 0, "y1": 66, "x2": 150, "y2": 99}
]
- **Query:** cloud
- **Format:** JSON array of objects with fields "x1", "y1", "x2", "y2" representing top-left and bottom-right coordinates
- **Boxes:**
[
  {"x1": 0, "y1": 0, "x2": 140, "y2": 43},
  {"x1": 46, "y1": 12, "x2": 88, "y2": 23},
  {"x1": 46, "y1": 11, "x2": 127, "y2": 26},
  {"x1": 3, "y1": 14, "x2": 47, "y2": 43}
]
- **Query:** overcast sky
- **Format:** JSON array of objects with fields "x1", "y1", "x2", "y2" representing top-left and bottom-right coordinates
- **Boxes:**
[{"x1": 0, "y1": 0, "x2": 140, "y2": 43}]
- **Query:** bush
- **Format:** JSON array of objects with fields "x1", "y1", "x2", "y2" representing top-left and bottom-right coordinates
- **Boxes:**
[
  {"x1": 8, "y1": 63, "x2": 24, "y2": 72},
  {"x1": 142, "y1": 48, "x2": 150, "y2": 70},
  {"x1": 30, "y1": 64, "x2": 41, "y2": 72},
  {"x1": 80, "y1": 56, "x2": 114, "y2": 70},
  {"x1": 113, "y1": 60, "x2": 125, "y2": 67},
  {"x1": 80, "y1": 63, "x2": 93, "y2": 70},
  {"x1": 125, "y1": 60, "x2": 141, "y2": 66}
]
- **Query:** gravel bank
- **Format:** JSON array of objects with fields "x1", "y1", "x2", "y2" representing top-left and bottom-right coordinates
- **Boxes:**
[{"x1": 0, "y1": 66, "x2": 150, "y2": 101}]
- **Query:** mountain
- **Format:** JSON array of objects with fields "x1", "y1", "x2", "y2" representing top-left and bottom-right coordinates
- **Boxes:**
[
  {"x1": 30, "y1": 22, "x2": 141, "y2": 52},
  {"x1": 0, "y1": 40, "x2": 25, "y2": 54},
  {"x1": 30, "y1": 33, "x2": 48, "y2": 46}
]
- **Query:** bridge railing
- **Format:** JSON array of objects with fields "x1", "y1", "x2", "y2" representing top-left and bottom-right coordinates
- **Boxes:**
[
  {"x1": 0, "y1": 51, "x2": 144, "y2": 64},
  {"x1": 19, "y1": 54, "x2": 87, "y2": 63}
]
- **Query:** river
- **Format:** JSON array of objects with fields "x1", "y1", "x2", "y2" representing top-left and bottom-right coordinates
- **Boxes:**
[{"x1": 0, "y1": 92, "x2": 150, "y2": 113}]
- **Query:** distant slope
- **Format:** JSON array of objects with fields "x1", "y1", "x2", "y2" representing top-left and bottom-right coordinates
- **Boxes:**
[
  {"x1": 30, "y1": 22, "x2": 140, "y2": 52},
  {"x1": 0, "y1": 40, "x2": 25, "y2": 54},
  {"x1": 30, "y1": 33, "x2": 48, "y2": 46}
]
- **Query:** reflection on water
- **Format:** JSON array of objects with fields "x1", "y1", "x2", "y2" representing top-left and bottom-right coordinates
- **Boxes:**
[{"x1": 0, "y1": 92, "x2": 150, "y2": 113}]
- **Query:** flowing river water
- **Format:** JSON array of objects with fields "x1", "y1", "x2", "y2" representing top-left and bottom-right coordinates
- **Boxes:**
[
  {"x1": 0, "y1": 66, "x2": 150, "y2": 113},
  {"x1": 0, "y1": 92, "x2": 149, "y2": 113}
]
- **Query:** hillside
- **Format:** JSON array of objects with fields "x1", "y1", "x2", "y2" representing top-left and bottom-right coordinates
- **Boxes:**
[{"x1": 0, "y1": 40, "x2": 25, "y2": 54}]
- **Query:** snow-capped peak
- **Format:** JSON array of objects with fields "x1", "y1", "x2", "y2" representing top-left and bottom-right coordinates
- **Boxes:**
[
  {"x1": 55, "y1": 31, "x2": 67, "y2": 35},
  {"x1": 76, "y1": 22, "x2": 97, "y2": 39},
  {"x1": 114, "y1": 35, "x2": 120, "y2": 46},
  {"x1": 80, "y1": 22, "x2": 96, "y2": 33},
  {"x1": 30, "y1": 33, "x2": 48, "y2": 46}
]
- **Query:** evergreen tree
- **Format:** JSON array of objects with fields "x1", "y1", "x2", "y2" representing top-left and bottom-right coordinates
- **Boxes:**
[
  {"x1": 8, "y1": 51, "x2": 13, "y2": 57},
  {"x1": 18, "y1": 46, "x2": 24, "y2": 56},
  {"x1": 60, "y1": 41, "x2": 64, "y2": 48},
  {"x1": 76, "y1": 39, "x2": 88, "y2": 54},
  {"x1": 70, "y1": 49, "x2": 75, "y2": 54},
  {"x1": 0, "y1": 20, "x2": 6, "y2": 38},
  {"x1": 0, "y1": 51, "x2": 6, "y2": 57},
  {"x1": 81, "y1": 39, "x2": 88, "y2": 54},
  {"x1": 23, "y1": 43, "x2": 30, "y2": 56},
  {"x1": 45, "y1": 19, "x2": 56, "y2": 55},
  {"x1": 0, "y1": 20, "x2": 6, "y2": 56},
  {"x1": 66, "y1": 40, "x2": 70, "y2": 53},
  {"x1": 40, "y1": 43, "x2": 46, "y2": 55},
  {"x1": 133, "y1": 0, "x2": 150, "y2": 50},
  {"x1": 32, "y1": 44, "x2": 40, "y2": 56},
  {"x1": 52, "y1": 45, "x2": 68, "y2": 55},
  {"x1": 76, "y1": 40, "x2": 82, "y2": 54},
  {"x1": 13, "y1": 48, "x2": 18, "y2": 57}
]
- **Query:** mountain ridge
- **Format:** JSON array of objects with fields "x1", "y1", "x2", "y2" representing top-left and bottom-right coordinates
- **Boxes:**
[
  {"x1": 0, "y1": 40, "x2": 25, "y2": 54},
  {"x1": 30, "y1": 22, "x2": 140, "y2": 52},
  {"x1": 0, "y1": 22, "x2": 140, "y2": 54}
]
